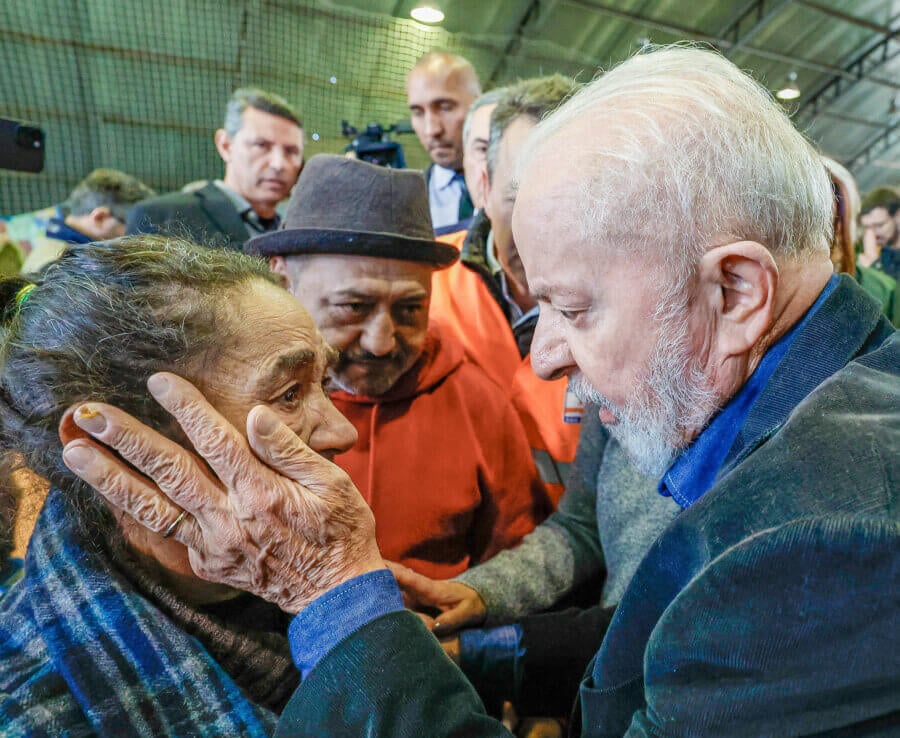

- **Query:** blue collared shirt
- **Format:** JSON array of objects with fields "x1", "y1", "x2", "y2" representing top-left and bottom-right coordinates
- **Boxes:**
[
  {"x1": 659, "y1": 274, "x2": 839, "y2": 509},
  {"x1": 45, "y1": 217, "x2": 93, "y2": 245},
  {"x1": 288, "y1": 568, "x2": 403, "y2": 679}
]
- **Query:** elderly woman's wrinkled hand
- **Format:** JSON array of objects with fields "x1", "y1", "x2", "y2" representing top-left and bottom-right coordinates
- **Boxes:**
[{"x1": 60, "y1": 372, "x2": 386, "y2": 614}]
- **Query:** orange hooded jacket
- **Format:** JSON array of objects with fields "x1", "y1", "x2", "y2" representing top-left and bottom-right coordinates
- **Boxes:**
[
  {"x1": 329, "y1": 323, "x2": 549, "y2": 579},
  {"x1": 432, "y1": 229, "x2": 582, "y2": 506}
]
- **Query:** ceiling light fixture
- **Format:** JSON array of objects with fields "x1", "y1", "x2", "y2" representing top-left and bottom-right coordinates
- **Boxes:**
[
  {"x1": 410, "y1": 2, "x2": 444, "y2": 24},
  {"x1": 776, "y1": 71, "x2": 800, "y2": 101}
]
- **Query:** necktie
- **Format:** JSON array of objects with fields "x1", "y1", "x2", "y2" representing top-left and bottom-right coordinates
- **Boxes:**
[{"x1": 454, "y1": 173, "x2": 474, "y2": 221}]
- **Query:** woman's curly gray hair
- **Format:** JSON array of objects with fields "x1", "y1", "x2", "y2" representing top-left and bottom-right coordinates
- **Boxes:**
[{"x1": 0, "y1": 235, "x2": 281, "y2": 539}]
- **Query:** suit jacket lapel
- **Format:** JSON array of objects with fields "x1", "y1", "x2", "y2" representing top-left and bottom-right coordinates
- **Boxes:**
[
  {"x1": 194, "y1": 183, "x2": 250, "y2": 248},
  {"x1": 722, "y1": 274, "x2": 893, "y2": 472}
]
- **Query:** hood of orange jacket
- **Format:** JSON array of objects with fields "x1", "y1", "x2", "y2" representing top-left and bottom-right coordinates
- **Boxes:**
[{"x1": 328, "y1": 323, "x2": 545, "y2": 578}]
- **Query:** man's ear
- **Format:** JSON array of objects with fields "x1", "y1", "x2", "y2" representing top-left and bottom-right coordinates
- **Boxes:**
[
  {"x1": 269, "y1": 255, "x2": 286, "y2": 274},
  {"x1": 480, "y1": 166, "x2": 493, "y2": 219},
  {"x1": 214, "y1": 129, "x2": 232, "y2": 163},
  {"x1": 88, "y1": 206, "x2": 114, "y2": 227},
  {"x1": 699, "y1": 241, "x2": 777, "y2": 359},
  {"x1": 269, "y1": 255, "x2": 291, "y2": 284}
]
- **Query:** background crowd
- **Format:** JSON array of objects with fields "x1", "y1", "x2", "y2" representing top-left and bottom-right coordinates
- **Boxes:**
[{"x1": 0, "y1": 25, "x2": 898, "y2": 738}]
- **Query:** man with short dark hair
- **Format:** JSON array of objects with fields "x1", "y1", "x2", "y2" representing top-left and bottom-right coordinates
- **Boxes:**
[
  {"x1": 407, "y1": 52, "x2": 481, "y2": 232},
  {"x1": 859, "y1": 186, "x2": 900, "y2": 279},
  {"x1": 20, "y1": 168, "x2": 155, "y2": 272},
  {"x1": 461, "y1": 87, "x2": 508, "y2": 213},
  {"x1": 128, "y1": 88, "x2": 303, "y2": 250},
  {"x1": 483, "y1": 74, "x2": 578, "y2": 354}
]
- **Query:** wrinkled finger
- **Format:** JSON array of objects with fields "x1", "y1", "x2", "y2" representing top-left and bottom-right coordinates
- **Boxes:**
[
  {"x1": 69, "y1": 401, "x2": 225, "y2": 517},
  {"x1": 62, "y1": 438, "x2": 203, "y2": 551},
  {"x1": 246, "y1": 406, "x2": 352, "y2": 496},
  {"x1": 147, "y1": 372, "x2": 256, "y2": 493}
]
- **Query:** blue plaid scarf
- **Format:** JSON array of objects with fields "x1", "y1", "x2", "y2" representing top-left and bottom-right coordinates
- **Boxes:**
[{"x1": 0, "y1": 488, "x2": 286, "y2": 736}]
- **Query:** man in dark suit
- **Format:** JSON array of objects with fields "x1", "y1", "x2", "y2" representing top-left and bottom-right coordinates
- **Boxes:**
[
  {"x1": 64, "y1": 47, "x2": 899, "y2": 736},
  {"x1": 127, "y1": 88, "x2": 303, "y2": 250},
  {"x1": 407, "y1": 52, "x2": 480, "y2": 233}
]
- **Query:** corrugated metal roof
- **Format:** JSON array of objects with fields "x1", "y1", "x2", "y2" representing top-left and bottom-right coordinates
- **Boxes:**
[{"x1": 334, "y1": 0, "x2": 900, "y2": 190}]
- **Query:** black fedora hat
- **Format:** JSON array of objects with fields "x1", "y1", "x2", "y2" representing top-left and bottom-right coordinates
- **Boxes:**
[{"x1": 244, "y1": 154, "x2": 458, "y2": 268}]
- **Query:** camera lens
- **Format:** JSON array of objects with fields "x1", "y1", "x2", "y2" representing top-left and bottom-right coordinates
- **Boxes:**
[{"x1": 15, "y1": 125, "x2": 44, "y2": 150}]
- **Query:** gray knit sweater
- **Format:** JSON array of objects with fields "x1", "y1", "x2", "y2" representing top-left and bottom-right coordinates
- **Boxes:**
[{"x1": 456, "y1": 406, "x2": 681, "y2": 624}]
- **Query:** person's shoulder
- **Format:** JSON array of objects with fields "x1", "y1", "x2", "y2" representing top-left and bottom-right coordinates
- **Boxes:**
[
  {"x1": 786, "y1": 328, "x2": 898, "y2": 460},
  {"x1": 732, "y1": 330, "x2": 896, "y2": 507},
  {"x1": 132, "y1": 185, "x2": 208, "y2": 214},
  {"x1": 126, "y1": 184, "x2": 221, "y2": 236},
  {"x1": 640, "y1": 514, "x2": 900, "y2": 736},
  {"x1": 637, "y1": 332, "x2": 899, "y2": 589}
]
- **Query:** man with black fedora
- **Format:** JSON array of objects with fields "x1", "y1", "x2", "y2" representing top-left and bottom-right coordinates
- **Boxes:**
[{"x1": 245, "y1": 154, "x2": 549, "y2": 580}]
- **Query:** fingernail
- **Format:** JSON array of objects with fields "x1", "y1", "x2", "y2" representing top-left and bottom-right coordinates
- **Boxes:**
[
  {"x1": 74, "y1": 405, "x2": 107, "y2": 434},
  {"x1": 63, "y1": 444, "x2": 96, "y2": 472},
  {"x1": 147, "y1": 373, "x2": 170, "y2": 398},
  {"x1": 255, "y1": 409, "x2": 280, "y2": 437}
]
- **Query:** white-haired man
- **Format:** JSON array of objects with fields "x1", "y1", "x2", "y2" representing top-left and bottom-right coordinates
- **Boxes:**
[{"x1": 64, "y1": 47, "x2": 899, "y2": 736}]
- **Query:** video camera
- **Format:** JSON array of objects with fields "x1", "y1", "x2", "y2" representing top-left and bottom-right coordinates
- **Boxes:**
[
  {"x1": 0, "y1": 119, "x2": 45, "y2": 173},
  {"x1": 341, "y1": 120, "x2": 412, "y2": 169}
]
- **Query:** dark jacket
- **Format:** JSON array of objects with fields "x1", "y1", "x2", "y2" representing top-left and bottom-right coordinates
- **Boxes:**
[
  {"x1": 126, "y1": 182, "x2": 248, "y2": 250},
  {"x1": 277, "y1": 276, "x2": 900, "y2": 737}
]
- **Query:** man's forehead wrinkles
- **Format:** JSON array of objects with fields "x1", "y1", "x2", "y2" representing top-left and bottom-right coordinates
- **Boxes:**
[{"x1": 329, "y1": 282, "x2": 428, "y2": 301}]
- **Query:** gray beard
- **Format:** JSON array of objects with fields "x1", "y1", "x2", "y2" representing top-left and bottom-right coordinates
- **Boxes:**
[{"x1": 569, "y1": 307, "x2": 719, "y2": 478}]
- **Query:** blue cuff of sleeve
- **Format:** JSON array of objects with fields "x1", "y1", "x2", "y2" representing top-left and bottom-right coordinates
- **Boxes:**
[
  {"x1": 458, "y1": 623, "x2": 524, "y2": 693},
  {"x1": 288, "y1": 568, "x2": 404, "y2": 679}
]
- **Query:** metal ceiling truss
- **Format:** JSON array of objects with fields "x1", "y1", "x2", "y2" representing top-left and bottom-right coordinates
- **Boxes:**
[
  {"x1": 847, "y1": 119, "x2": 899, "y2": 170},
  {"x1": 563, "y1": 0, "x2": 900, "y2": 90},
  {"x1": 797, "y1": 30, "x2": 900, "y2": 122},
  {"x1": 486, "y1": 0, "x2": 543, "y2": 85},
  {"x1": 717, "y1": 0, "x2": 792, "y2": 54},
  {"x1": 793, "y1": 0, "x2": 894, "y2": 35},
  {"x1": 815, "y1": 109, "x2": 891, "y2": 129}
]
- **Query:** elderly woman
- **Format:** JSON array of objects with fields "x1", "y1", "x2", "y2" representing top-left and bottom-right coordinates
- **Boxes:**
[{"x1": 0, "y1": 236, "x2": 357, "y2": 735}]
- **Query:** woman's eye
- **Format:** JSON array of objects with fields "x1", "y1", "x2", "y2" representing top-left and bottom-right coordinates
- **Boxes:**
[{"x1": 279, "y1": 384, "x2": 301, "y2": 404}]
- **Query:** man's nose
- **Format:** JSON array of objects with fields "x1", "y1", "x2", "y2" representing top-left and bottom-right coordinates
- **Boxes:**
[
  {"x1": 308, "y1": 392, "x2": 358, "y2": 456},
  {"x1": 359, "y1": 310, "x2": 397, "y2": 356},
  {"x1": 267, "y1": 146, "x2": 287, "y2": 173},
  {"x1": 530, "y1": 311, "x2": 575, "y2": 381},
  {"x1": 424, "y1": 111, "x2": 444, "y2": 138}
]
